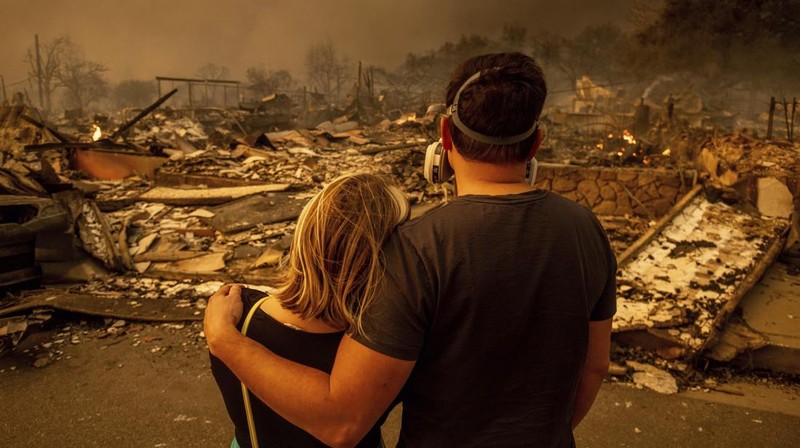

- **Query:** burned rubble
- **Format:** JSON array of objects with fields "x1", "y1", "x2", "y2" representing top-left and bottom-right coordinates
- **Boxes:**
[{"x1": 1, "y1": 76, "x2": 799, "y2": 397}]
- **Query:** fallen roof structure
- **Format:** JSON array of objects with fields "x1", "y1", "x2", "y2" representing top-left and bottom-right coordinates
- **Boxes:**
[{"x1": 613, "y1": 185, "x2": 790, "y2": 360}]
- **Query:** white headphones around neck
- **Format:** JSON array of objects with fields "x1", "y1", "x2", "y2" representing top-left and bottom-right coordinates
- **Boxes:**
[
  {"x1": 423, "y1": 67, "x2": 540, "y2": 187},
  {"x1": 423, "y1": 140, "x2": 538, "y2": 186}
]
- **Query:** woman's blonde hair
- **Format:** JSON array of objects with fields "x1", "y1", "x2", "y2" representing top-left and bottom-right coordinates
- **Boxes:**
[{"x1": 272, "y1": 173, "x2": 408, "y2": 336}]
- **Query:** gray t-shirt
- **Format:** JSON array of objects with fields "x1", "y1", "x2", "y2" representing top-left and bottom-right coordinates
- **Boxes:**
[{"x1": 354, "y1": 190, "x2": 617, "y2": 448}]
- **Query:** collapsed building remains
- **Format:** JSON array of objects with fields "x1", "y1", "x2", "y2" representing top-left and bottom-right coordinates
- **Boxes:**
[{"x1": 1, "y1": 80, "x2": 799, "y2": 391}]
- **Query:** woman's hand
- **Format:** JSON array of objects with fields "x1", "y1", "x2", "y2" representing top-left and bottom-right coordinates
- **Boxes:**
[{"x1": 204, "y1": 284, "x2": 244, "y2": 354}]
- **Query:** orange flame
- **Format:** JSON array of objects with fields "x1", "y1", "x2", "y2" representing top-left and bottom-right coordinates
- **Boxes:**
[{"x1": 91, "y1": 124, "x2": 102, "y2": 142}]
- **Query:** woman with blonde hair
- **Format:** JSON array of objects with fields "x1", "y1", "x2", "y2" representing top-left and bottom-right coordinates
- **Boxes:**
[{"x1": 209, "y1": 172, "x2": 409, "y2": 448}]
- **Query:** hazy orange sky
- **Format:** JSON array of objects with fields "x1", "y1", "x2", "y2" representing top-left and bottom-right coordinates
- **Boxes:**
[{"x1": 1, "y1": 0, "x2": 632, "y2": 89}]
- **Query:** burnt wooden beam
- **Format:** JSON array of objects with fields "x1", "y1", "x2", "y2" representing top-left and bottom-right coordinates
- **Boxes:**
[
  {"x1": 616, "y1": 184, "x2": 703, "y2": 267},
  {"x1": 24, "y1": 142, "x2": 134, "y2": 152},
  {"x1": 359, "y1": 142, "x2": 424, "y2": 155},
  {"x1": 155, "y1": 76, "x2": 240, "y2": 85},
  {"x1": 19, "y1": 114, "x2": 73, "y2": 143},
  {"x1": 110, "y1": 88, "x2": 178, "y2": 140}
]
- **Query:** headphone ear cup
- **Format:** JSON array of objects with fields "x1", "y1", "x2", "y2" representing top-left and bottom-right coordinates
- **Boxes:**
[
  {"x1": 387, "y1": 186, "x2": 410, "y2": 226},
  {"x1": 424, "y1": 141, "x2": 453, "y2": 184}
]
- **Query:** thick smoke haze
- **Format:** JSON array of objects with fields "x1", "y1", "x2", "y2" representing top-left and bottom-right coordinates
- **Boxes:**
[{"x1": 0, "y1": 0, "x2": 632, "y2": 85}]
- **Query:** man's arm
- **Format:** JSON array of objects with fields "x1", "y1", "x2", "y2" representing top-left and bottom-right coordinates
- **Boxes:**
[
  {"x1": 571, "y1": 318, "x2": 612, "y2": 429},
  {"x1": 205, "y1": 285, "x2": 415, "y2": 448}
]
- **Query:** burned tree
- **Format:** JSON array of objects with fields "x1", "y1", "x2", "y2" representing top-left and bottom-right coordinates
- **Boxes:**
[
  {"x1": 54, "y1": 42, "x2": 109, "y2": 114},
  {"x1": 305, "y1": 40, "x2": 350, "y2": 104},
  {"x1": 196, "y1": 63, "x2": 230, "y2": 106},
  {"x1": 196, "y1": 63, "x2": 230, "y2": 81},
  {"x1": 25, "y1": 35, "x2": 71, "y2": 114},
  {"x1": 246, "y1": 66, "x2": 295, "y2": 97}
]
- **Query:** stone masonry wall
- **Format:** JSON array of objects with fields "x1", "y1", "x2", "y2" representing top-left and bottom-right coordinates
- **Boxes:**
[{"x1": 533, "y1": 163, "x2": 695, "y2": 217}]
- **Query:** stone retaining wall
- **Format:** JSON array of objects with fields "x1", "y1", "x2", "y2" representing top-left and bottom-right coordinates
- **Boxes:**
[{"x1": 533, "y1": 163, "x2": 696, "y2": 217}]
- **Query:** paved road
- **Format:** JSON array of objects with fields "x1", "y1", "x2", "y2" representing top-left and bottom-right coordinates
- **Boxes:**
[{"x1": 1, "y1": 321, "x2": 798, "y2": 447}]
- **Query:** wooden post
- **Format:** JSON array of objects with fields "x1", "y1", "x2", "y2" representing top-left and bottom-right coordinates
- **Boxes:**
[
  {"x1": 767, "y1": 96, "x2": 776, "y2": 139},
  {"x1": 369, "y1": 67, "x2": 375, "y2": 97},
  {"x1": 791, "y1": 97, "x2": 797, "y2": 143},
  {"x1": 188, "y1": 82, "x2": 194, "y2": 109},
  {"x1": 335, "y1": 70, "x2": 341, "y2": 106},
  {"x1": 783, "y1": 97, "x2": 791, "y2": 141},
  {"x1": 34, "y1": 35, "x2": 45, "y2": 112},
  {"x1": 157, "y1": 78, "x2": 162, "y2": 98},
  {"x1": 0, "y1": 74, "x2": 7, "y2": 103},
  {"x1": 356, "y1": 61, "x2": 362, "y2": 117}
]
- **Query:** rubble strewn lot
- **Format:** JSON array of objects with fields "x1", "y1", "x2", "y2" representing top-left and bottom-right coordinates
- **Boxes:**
[{"x1": 2, "y1": 95, "x2": 800, "y2": 397}]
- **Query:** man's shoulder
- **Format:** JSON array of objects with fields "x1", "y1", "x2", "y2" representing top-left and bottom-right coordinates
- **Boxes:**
[{"x1": 542, "y1": 192, "x2": 607, "y2": 232}]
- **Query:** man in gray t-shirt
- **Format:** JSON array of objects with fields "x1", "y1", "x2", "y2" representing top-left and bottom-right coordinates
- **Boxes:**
[
  {"x1": 354, "y1": 190, "x2": 615, "y2": 447},
  {"x1": 205, "y1": 52, "x2": 616, "y2": 447}
]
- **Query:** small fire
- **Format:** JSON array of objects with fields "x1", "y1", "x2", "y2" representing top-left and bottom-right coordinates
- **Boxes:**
[
  {"x1": 607, "y1": 133, "x2": 614, "y2": 139},
  {"x1": 662, "y1": 148, "x2": 671, "y2": 156},
  {"x1": 91, "y1": 124, "x2": 102, "y2": 142},
  {"x1": 622, "y1": 129, "x2": 636, "y2": 145}
]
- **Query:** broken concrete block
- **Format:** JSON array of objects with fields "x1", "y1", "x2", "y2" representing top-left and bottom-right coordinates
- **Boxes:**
[
  {"x1": 626, "y1": 361, "x2": 679, "y2": 394},
  {"x1": 705, "y1": 319, "x2": 769, "y2": 362},
  {"x1": 757, "y1": 177, "x2": 793, "y2": 219}
]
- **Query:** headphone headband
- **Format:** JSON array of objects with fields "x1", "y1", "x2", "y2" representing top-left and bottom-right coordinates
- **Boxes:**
[{"x1": 447, "y1": 69, "x2": 538, "y2": 146}]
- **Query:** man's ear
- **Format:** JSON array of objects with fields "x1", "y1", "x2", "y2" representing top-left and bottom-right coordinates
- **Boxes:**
[
  {"x1": 527, "y1": 126, "x2": 545, "y2": 160},
  {"x1": 440, "y1": 115, "x2": 453, "y2": 150}
]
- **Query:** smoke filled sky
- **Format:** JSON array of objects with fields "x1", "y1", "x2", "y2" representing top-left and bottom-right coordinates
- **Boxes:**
[{"x1": 1, "y1": 0, "x2": 633, "y2": 87}]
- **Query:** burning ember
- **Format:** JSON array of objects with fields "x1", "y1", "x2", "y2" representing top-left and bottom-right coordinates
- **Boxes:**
[
  {"x1": 588, "y1": 127, "x2": 674, "y2": 167},
  {"x1": 91, "y1": 124, "x2": 102, "y2": 142},
  {"x1": 622, "y1": 129, "x2": 637, "y2": 145}
]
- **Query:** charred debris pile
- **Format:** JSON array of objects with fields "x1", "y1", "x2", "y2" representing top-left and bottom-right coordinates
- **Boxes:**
[{"x1": 1, "y1": 83, "x2": 799, "y2": 393}]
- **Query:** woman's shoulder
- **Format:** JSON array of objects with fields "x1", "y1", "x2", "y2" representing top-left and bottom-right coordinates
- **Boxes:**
[
  {"x1": 236, "y1": 287, "x2": 270, "y2": 329},
  {"x1": 241, "y1": 287, "x2": 269, "y2": 304}
]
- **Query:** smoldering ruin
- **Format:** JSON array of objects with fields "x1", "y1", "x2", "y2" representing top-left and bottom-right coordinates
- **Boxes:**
[{"x1": 1, "y1": 0, "x2": 799, "y2": 445}]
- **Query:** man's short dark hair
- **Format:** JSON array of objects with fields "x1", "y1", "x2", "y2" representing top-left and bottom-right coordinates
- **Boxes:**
[{"x1": 445, "y1": 52, "x2": 547, "y2": 164}]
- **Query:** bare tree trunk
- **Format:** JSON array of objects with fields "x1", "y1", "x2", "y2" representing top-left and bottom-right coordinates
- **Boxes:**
[{"x1": 35, "y1": 35, "x2": 45, "y2": 113}]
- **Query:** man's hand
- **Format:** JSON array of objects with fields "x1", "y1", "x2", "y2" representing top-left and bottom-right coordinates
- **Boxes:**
[
  {"x1": 204, "y1": 284, "x2": 244, "y2": 354},
  {"x1": 201, "y1": 283, "x2": 414, "y2": 446}
]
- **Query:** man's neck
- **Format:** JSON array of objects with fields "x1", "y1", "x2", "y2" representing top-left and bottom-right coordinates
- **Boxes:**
[
  {"x1": 450, "y1": 150, "x2": 533, "y2": 197},
  {"x1": 455, "y1": 178, "x2": 533, "y2": 196}
]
